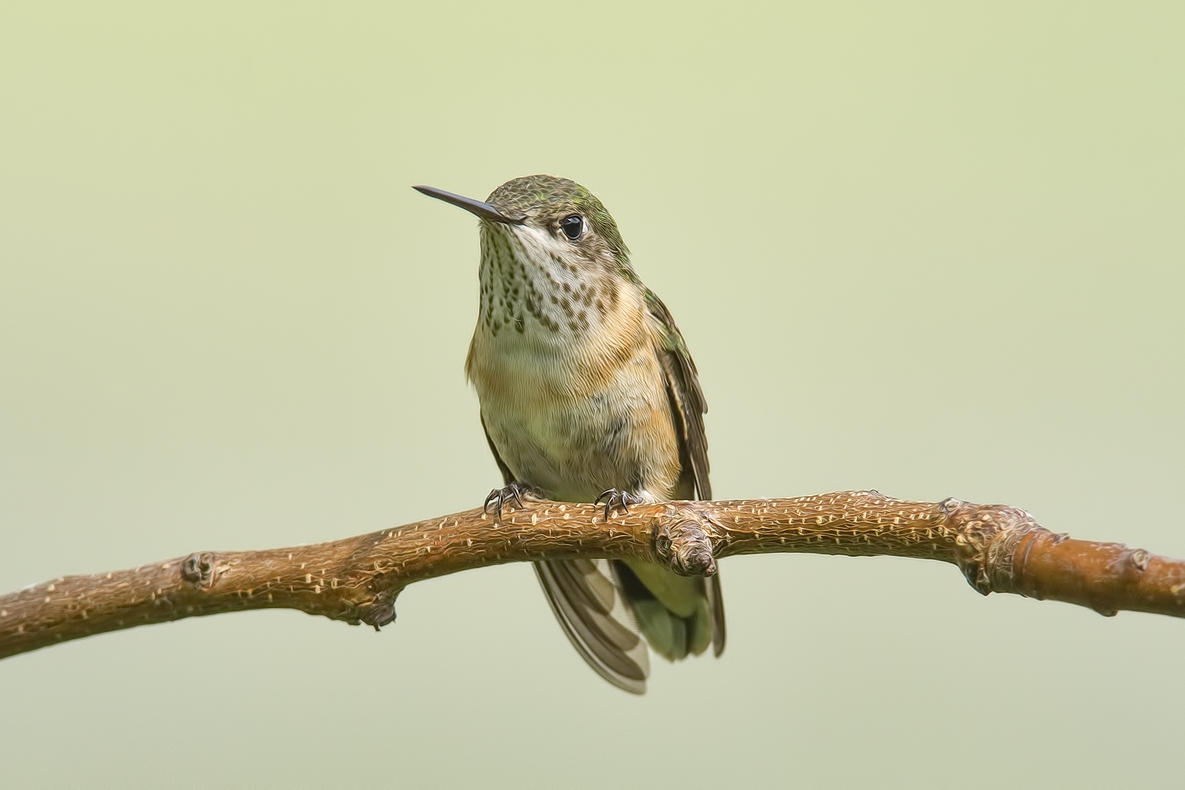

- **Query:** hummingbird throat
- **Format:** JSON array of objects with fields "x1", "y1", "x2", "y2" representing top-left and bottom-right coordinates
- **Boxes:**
[{"x1": 476, "y1": 222, "x2": 620, "y2": 341}]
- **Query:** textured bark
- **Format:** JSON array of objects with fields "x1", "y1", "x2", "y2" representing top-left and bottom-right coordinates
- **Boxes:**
[{"x1": 2, "y1": 491, "x2": 1184, "y2": 661}]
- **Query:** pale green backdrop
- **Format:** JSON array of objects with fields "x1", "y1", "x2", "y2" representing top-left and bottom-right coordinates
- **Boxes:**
[{"x1": 1, "y1": 3, "x2": 1182, "y2": 788}]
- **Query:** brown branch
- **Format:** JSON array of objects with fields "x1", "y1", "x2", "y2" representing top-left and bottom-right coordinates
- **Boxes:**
[{"x1": 3, "y1": 491, "x2": 1184, "y2": 661}]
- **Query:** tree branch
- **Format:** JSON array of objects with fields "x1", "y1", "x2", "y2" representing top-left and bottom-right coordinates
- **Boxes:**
[{"x1": 3, "y1": 490, "x2": 1184, "y2": 660}]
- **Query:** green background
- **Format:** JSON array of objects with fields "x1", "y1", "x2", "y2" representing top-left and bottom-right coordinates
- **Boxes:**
[{"x1": 2, "y1": 3, "x2": 1182, "y2": 787}]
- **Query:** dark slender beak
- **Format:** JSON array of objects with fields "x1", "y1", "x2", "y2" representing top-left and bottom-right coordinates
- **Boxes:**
[{"x1": 413, "y1": 185, "x2": 526, "y2": 225}]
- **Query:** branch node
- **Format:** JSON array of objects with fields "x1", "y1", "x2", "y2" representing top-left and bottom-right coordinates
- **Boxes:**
[
  {"x1": 1121, "y1": 548, "x2": 1151, "y2": 573},
  {"x1": 938, "y1": 497, "x2": 963, "y2": 515},
  {"x1": 356, "y1": 588, "x2": 400, "y2": 631},
  {"x1": 652, "y1": 504, "x2": 719, "y2": 576},
  {"x1": 945, "y1": 500, "x2": 1043, "y2": 596},
  {"x1": 1083, "y1": 546, "x2": 1152, "y2": 617},
  {"x1": 180, "y1": 552, "x2": 217, "y2": 589}
]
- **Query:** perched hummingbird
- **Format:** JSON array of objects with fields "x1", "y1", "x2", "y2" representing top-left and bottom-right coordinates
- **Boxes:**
[{"x1": 415, "y1": 175, "x2": 724, "y2": 693}]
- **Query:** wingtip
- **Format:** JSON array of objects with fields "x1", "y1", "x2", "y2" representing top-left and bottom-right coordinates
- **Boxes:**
[{"x1": 534, "y1": 560, "x2": 652, "y2": 695}]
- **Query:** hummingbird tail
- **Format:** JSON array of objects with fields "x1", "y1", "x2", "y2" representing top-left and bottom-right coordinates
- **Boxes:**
[
  {"x1": 534, "y1": 559, "x2": 651, "y2": 694},
  {"x1": 614, "y1": 560, "x2": 721, "y2": 662}
]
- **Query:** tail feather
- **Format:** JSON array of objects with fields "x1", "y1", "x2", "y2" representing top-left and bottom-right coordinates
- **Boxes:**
[
  {"x1": 534, "y1": 559, "x2": 650, "y2": 694},
  {"x1": 614, "y1": 560, "x2": 716, "y2": 662}
]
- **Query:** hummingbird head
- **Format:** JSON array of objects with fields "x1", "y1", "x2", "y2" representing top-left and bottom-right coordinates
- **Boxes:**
[{"x1": 415, "y1": 175, "x2": 641, "y2": 339}]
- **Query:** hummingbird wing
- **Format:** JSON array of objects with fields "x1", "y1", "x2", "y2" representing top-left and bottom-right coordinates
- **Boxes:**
[
  {"x1": 645, "y1": 288, "x2": 726, "y2": 658},
  {"x1": 643, "y1": 289, "x2": 710, "y2": 500},
  {"x1": 480, "y1": 415, "x2": 651, "y2": 694}
]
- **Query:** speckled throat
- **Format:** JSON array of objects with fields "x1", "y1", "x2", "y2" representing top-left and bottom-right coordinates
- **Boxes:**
[{"x1": 475, "y1": 221, "x2": 622, "y2": 342}]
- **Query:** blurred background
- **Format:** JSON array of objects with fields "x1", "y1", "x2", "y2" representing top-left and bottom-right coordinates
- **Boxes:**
[{"x1": 1, "y1": 2, "x2": 1182, "y2": 787}]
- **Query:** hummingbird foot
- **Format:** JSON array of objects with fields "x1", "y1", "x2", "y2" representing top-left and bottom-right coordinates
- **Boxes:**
[
  {"x1": 483, "y1": 482, "x2": 545, "y2": 520},
  {"x1": 595, "y1": 488, "x2": 647, "y2": 521}
]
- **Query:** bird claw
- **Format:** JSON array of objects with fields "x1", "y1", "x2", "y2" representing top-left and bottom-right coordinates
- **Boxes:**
[
  {"x1": 595, "y1": 488, "x2": 644, "y2": 520},
  {"x1": 484, "y1": 482, "x2": 543, "y2": 519}
]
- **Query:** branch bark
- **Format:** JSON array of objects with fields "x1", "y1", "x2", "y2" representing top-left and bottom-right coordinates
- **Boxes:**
[{"x1": 3, "y1": 490, "x2": 1184, "y2": 661}]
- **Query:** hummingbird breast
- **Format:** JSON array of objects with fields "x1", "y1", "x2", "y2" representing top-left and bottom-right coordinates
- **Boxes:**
[{"x1": 465, "y1": 226, "x2": 683, "y2": 502}]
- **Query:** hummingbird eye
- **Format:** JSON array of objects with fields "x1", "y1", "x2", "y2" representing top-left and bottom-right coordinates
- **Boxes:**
[{"x1": 559, "y1": 214, "x2": 584, "y2": 241}]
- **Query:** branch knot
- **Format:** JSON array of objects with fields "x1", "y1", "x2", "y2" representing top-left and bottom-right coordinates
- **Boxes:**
[
  {"x1": 180, "y1": 552, "x2": 217, "y2": 589},
  {"x1": 652, "y1": 504, "x2": 719, "y2": 576},
  {"x1": 943, "y1": 499, "x2": 1043, "y2": 595}
]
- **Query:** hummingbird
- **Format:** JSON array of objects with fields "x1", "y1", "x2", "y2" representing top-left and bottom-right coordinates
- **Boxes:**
[{"x1": 415, "y1": 175, "x2": 724, "y2": 694}]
